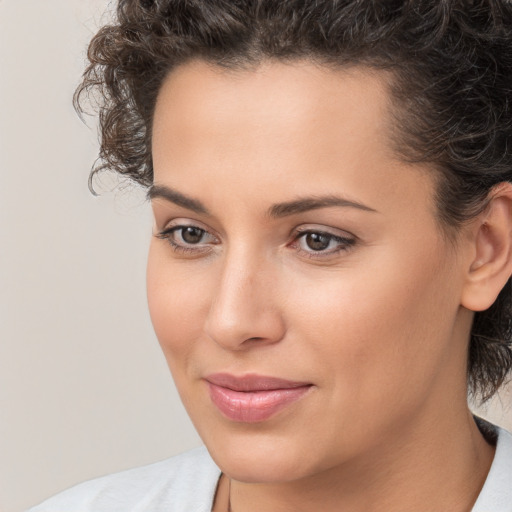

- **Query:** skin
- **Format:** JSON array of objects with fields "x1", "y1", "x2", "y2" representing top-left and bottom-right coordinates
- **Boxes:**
[{"x1": 147, "y1": 60, "x2": 501, "y2": 512}]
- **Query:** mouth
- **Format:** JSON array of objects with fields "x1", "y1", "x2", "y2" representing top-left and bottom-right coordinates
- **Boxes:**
[{"x1": 204, "y1": 373, "x2": 313, "y2": 423}]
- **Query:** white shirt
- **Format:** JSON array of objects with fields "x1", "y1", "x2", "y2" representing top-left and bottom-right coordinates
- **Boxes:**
[{"x1": 28, "y1": 427, "x2": 512, "y2": 512}]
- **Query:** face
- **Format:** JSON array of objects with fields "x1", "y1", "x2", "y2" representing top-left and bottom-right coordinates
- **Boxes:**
[{"x1": 147, "y1": 60, "x2": 473, "y2": 482}]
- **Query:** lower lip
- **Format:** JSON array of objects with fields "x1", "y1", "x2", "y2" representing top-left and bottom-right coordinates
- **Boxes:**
[{"x1": 207, "y1": 382, "x2": 311, "y2": 423}]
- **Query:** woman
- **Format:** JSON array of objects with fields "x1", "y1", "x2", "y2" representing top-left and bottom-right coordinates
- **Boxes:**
[{"x1": 30, "y1": 0, "x2": 512, "y2": 511}]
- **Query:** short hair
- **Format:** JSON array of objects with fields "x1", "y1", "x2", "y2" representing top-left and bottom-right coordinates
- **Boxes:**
[{"x1": 75, "y1": 0, "x2": 512, "y2": 402}]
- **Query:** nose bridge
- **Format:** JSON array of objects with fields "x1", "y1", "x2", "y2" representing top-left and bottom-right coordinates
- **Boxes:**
[{"x1": 204, "y1": 243, "x2": 284, "y2": 349}]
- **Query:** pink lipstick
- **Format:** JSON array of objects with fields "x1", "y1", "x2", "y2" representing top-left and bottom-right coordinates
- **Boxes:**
[{"x1": 205, "y1": 373, "x2": 312, "y2": 423}]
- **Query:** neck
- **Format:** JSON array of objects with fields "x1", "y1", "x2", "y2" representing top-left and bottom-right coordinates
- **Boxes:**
[{"x1": 226, "y1": 407, "x2": 494, "y2": 512}]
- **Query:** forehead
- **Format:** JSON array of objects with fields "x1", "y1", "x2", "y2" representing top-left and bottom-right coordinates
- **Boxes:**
[
  {"x1": 152, "y1": 59, "x2": 395, "y2": 163},
  {"x1": 151, "y1": 59, "x2": 435, "y2": 225}
]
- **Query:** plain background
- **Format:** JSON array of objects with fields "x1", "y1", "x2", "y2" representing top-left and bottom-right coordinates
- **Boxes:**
[
  {"x1": 0, "y1": 1, "x2": 511, "y2": 511},
  {"x1": 0, "y1": 2, "x2": 202, "y2": 511}
]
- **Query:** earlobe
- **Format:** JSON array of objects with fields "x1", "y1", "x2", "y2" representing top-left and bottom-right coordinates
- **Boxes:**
[{"x1": 461, "y1": 183, "x2": 512, "y2": 312}]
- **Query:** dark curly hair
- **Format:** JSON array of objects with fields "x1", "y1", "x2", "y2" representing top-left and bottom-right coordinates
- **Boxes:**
[{"x1": 75, "y1": 0, "x2": 512, "y2": 402}]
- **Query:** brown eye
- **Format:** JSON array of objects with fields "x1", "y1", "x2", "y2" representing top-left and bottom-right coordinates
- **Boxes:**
[
  {"x1": 181, "y1": 226, "x2": 205, "y2": 244},
  {"x1": 156, "y1": 224, "x2": 217, "y2": 251},
  {"x1": 304, "y1": 233, "x2": 331, "y2": 251},
  {"x1": 294, "y1": 229, "x2": 356, "y2": 257}
]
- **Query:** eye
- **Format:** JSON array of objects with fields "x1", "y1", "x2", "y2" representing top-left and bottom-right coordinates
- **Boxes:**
[
  {"x1": 176, "y1": 226, "x2": 208, "y2": 244},
  {"x1": 301, "y1": 232, "x2": 334, "y2": 251},
  {"x1": 156, "y1": 223, "x2": 219, "y2": 254},
  {"x1": 292, "y1": 229, "x2": 356, "y2": 257}
]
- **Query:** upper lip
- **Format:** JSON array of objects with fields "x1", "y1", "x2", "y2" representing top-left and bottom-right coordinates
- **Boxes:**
[{"x1": 205, "y1": 373, "x2": 312, "y2": 392}]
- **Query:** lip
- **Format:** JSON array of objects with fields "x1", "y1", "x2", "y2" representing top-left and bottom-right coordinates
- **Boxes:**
[{"x1": 205, "y1": 373, "x2": 313, "y2": 423}]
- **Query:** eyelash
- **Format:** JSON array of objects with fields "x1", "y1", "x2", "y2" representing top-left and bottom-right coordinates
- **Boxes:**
[
  {"x1": 155, "y1": 225, "x2": 356, "y2": 259},
  {"x1": 156, "y1": 225, "x2": 218, "y2": 255},
  {"x1": 291, "y1": 229, "x2": 356, "y2": 259}
]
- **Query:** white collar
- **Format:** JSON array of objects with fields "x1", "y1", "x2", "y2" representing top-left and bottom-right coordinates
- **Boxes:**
[{"x1": 472, "y1": 427, "x2": 512, "y2": 511}]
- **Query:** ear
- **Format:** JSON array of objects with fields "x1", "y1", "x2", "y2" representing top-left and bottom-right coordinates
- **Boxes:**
[{"x1": 461, "y1": 182, "x2": 512, "y2": 312}]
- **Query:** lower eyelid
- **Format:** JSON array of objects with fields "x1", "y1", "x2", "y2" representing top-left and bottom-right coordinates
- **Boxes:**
[
  {"x1": 293, "y1": 232, "x2": 356, "y2": 254},
  {"x1": 155, "y1": 226, "x2": 219, "y2": 254}
]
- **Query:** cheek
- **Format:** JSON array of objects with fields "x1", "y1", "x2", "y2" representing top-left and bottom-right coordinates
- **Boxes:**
[
  {"x1": 146, "y1": 244, "x2": 211, "y2": 368},
  {"x1": 285, "y1": 243, "x2": 461, "y2": 410}
]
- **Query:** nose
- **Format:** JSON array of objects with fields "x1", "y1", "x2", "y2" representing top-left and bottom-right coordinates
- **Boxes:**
[{"x1": 204, "y1": 250, "x2": 286, "y2": 350}]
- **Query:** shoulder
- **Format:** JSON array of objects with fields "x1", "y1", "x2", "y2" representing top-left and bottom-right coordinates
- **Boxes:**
[
  {"x1": 27, "y1": 446, "x2": 221, "y2": 512},
  {"x1": 473, "y1": 426, "x2": 512, "y2": 512}
]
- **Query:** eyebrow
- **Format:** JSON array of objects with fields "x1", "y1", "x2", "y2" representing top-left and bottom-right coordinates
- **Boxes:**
[
  {"x1": 147, "y1": 184, "x2": 210, "y2": 215},
  {"x1": 147, "y1": 184, "x2": 377, "y2": 217},
  {"x1": 268, "y1": 195, "x2": 377, "y2": 218}
]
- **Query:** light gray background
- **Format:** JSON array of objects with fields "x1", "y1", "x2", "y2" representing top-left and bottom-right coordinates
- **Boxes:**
[
  {"x1": 0, "y1": 2, "x2": 202, "y2": 511},
  {"x1": 0, "y1": 2, "x2": 511, "y2": 511}
]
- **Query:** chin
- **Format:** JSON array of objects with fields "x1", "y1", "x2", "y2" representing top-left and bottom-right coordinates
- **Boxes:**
[
  {"x1": 201, "y1": 429, "x2": 324, "y2": 483},
  {"x1": 217, "y1": 453, "x2": 311, "y2": 484}
]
